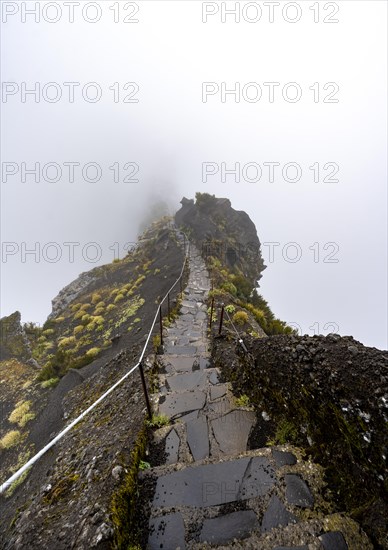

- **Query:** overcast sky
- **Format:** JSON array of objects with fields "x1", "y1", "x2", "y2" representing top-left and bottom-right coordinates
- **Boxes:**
[{"x1": 1, "y1": 0, "x2": 387, "y2": 350}]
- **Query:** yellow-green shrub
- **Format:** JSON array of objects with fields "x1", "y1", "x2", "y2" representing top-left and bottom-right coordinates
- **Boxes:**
[
  {"x1": 94, "y1": 307, "x2": 105, "y2": 316},
  {"x1": 86, "y1": 347, "x2": 101, "y2": 358},
  {"x1": 58, "y1": 336, "x2": 76, "y2": 348},
  {"x1": 114, "y1": 293, "x2": 125, "y2": 304},
  {"x1": 73, "y1": 325, "x2": 84, "y2": 336},
  {"x1": 9, "y1": 401, "x2": 33, "y2": 427},
  {"x1": 232, "y1": 311, "x2": 249, "y2": 325},
  {"x1": 0, "y1": 430, "x2": 22, "y2": 449},
  {"x1": 74, "y1": 310, "x2": 85, "y2": 320},
  {"x1": 91, "y1": 293, "x2": 102, "y2": 304},
  {"x1": 106, "y1": 304, "x2": 116, "y2": 312}
]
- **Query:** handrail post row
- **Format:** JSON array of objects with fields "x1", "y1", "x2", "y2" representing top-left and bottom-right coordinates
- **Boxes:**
[
  {"x1": 159, "y1": 306, "x2": 164, "y2": 347},
  {"x1": 218, "y1": 304, "x2": 225, "y2": 335},
  {"x1": 138, "y1": 362, "x2": 152, "y2": 419},
  {"x1": 209, "y1": 297, "x2": 214, "y2": 329}
]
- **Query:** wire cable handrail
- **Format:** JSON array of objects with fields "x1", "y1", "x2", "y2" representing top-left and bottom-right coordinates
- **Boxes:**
[{"x1": 0, "y1": 228, "x2": 189, "y2": 495}]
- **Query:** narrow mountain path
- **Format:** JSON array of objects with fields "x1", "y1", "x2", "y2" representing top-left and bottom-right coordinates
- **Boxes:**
[{"x1": 143, "y1": 244, "x2": 371, "y2": 549}]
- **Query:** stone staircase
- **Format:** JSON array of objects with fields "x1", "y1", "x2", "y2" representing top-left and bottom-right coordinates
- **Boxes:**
[{"x1": 142, "y1": 243, "x2": 370, "y2": 550}]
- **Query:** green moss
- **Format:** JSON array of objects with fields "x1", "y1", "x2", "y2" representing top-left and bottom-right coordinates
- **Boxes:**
[
  {"x1": 234, "y1": 394, "x2": 250, "y2": 407},
  {"x1": 110, "y1": 427, "x2": 147, "y2": 549},
  {"x1": 43, "y1": 472, "x2": 80, "y2": 505},
  {"x1": 146, "y1": 414, "x2": 170, "y2": 428}
]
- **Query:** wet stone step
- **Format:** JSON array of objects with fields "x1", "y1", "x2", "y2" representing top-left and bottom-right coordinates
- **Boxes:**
[
  {"x1": 285, "y1": 474, "x2": 314, "y2": 508},
  {"x1": 148, "y1": 512, "x2": 186, "y2": 550},
  {"x1": 186, "y1": 416, "x2": 209, "y2": 460},
  {"x1": 320, "y1": 531, "x2": 348, "y2": 550},
  {"x1": 239, "y1": 456, "x2": 276, "y2": 499},
  {"x1": 163, "y1": 356, "x2": 196, "y2": 372},
  {"x1": 166, "y1": 371, "x2": 208, "y2": 392},
  {"x1": 273, "y1": 450, "x2": 297, "y2": 467},
  {"x1": 199, "y1": 510, "x2": 259, "y2": 545},
  {"x1": 211, "y1": 410, "x2": 256, "y2": 455},
  {"x1": 159, "y1": 390, "x2": 206, "y2": 417},
  {"x1": 165, "y1": 345, "x2": 197, "y2": 355},
  {"x1": 261, "y1": 495, "x2": 298, "y2": 533},
  {"x1": 165, "y1": 429, "x2": 180, "y2": 465},
  {"x1": 273, "y1": 546, "x2": 308, "y2": 550},
  {"x1": 153, "y1": 457, "x2": 250, "y2": 508},
  {"x1": 152, "y1": 456, "x2": 275, "y2": 509}
]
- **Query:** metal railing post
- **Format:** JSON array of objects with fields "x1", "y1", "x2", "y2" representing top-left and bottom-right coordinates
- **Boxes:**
[
  {"x1": 218, "y1": 304, "x2": 225, "y2": 335},
  {"x1": 167, "y1": 292, "x2": 171, "y2": 320},
  {"x1": 209, "y1": 297, "x2": 214, "y2": 329},
  {"x1": 159, "y1": 306, "x2": 163, "y2": 347},
  {"x1": 139, "y1": 362, "x2": 152, "y2": 419}
]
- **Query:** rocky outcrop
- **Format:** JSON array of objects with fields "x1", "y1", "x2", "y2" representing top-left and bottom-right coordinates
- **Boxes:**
[
  {"x1": 175, "y1": 194, "x2": 266, "y2": 286},
  {"x1": 48, "y1": 270, "x2": 98, "y2": 320},
  {"x1": 212, "y1": 333, "x2": 388, "y2": 548},
  {"x1": 0, "y1": 311, "x2": 34, "y2": 364}
]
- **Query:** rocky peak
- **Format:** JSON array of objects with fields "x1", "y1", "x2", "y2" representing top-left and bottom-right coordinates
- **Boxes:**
[{"x1": 175, "y1": 192, "x2": 266, "y2": 285}]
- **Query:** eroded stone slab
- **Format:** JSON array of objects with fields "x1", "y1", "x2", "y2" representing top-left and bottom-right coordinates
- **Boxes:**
[
  {"x1": 148, "y1": 512, "x2": 186, "y2": 550},
  {"x1": 200, "y1": 357, "x2": 211, "y2": 369},
  {"x1": 165, "y1": 346, "x2": 197, "y2": 355},
  {"x1": 164, "y1": 356, "x2": 195, "y2": 372},
  {"x1": 187, "y1": 416, "x2": 209, "y2": 460},
  {"x1": 273, "y1": 450, "x2": 297, "y2": 468},
  {"x1": 200, "y1": 510, "x2": 259, "y2": 544},
  {"x1": 261, "y1": 495, "x2": 298, "y2": 533},
  {"x1": 159, "y1": 391, "x2": 206, "y2": 417},
  {"x1": 165, "y1": 429, "x2": 180, "y2": 465},
  {"x1": 285, "y1": 474, "x2": 314, "y2": 508},
  {"x1": 239, "y1": 456, "x2": 276, "y2": 499},
  {"x1": 273, "y1": 546, "x2": 308, "y2": 550},
  {"x1": 166, "y1": 371, "x2": 207, "y2": 392},
  {"x1": 210, "y1": 383, "x2": 228, "y2": 401},
  {"x1": 153, "y1": 457, "x2": 250, "y2": 508},
  {"x1": 319, "y1": 531, "x2": 348, "y2": 550},
  {"x1": 209, "y1": 370, "x2": 220, "y2": 385},
  {"x1": 211, "y1": 410, "x2": 256, "y2": 455}
]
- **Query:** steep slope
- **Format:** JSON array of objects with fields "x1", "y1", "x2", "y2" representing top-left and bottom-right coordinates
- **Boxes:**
[{"x1": 0, "y1": 218, "x2": 186, "y2": 547}]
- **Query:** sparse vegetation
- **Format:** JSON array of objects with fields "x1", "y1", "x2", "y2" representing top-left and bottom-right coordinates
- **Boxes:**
[
  {"x1": 9, "y1": 400, "x2": 35, "y2": 428},
  {"x1": 41, "y1": 377, "x2": 59, "y2": 389},
  {"x1": 234, "y1": 394, "x2": 250, "y2": 407},
  {"x1": 146, "y1": 414, "x2": 170, "y2": 428},
  {"x1": 85, "y1": 347, "x2": 101, "y2": 358},
  {"x1": 232, "y1": 311, "x2": 249, "y2": 325},
  {"x1": 0, "y1": 430, "x2": 23, "y2": 449}
]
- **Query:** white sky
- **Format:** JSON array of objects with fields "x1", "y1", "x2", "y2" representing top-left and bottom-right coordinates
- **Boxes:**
[{"x1": 1, "y1": 0, "x2": 387, "y2": 350}]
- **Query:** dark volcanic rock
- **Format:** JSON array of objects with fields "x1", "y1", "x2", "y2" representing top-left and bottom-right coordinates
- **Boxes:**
[
  {"x1": 175, "y1": 194, "x2": 266, "y2": 285},
  {"x1": 212, "y1": 333, "x2": 388, "y2": 548}
]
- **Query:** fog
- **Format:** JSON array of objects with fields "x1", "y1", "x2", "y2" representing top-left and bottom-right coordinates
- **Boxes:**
[{"x1": 1, "y1": 1, "x2": 387, "y2": 350}]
